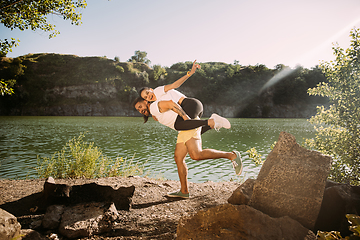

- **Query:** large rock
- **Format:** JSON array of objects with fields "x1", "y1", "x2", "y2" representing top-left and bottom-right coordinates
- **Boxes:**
[
  {"x1": 314, "y1": 180, "x2": 360, "y2": 236},
  {"x1": 228, "y1": 178, "x2": 255, "y2": 205},
  {"x1": 177, "y1": 204, "x2": 316, "y2": 240},
  {"x1": 249, "y1": 132, "x2": 332, "y2": 229},
  {"x1": 0, "y1": 208, "x2": 21, "y2": 240},
  {"x1": 58, "y1": 202, "x2": 119, "y2": 239}
]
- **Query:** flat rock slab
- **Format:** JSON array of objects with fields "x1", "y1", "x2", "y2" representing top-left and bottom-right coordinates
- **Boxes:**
[
  {"x1": 43, "y1": 179, "x2": 135, "y2": 211},
  {"x1": 177, "y1": 204, "x2": 316, "y2": 240}
]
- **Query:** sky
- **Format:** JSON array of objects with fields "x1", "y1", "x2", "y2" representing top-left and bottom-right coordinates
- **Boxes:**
[{"x1": 2, "y1": 0, "x2": 360, "y2": 69}]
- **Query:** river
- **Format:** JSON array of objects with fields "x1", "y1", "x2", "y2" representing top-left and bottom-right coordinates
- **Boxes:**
[{"x1": 0, "y1": 116, "x2": 316, "y2": 182}]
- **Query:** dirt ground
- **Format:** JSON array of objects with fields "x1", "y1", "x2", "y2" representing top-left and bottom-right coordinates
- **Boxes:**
[{"x1": 0, "y1": 176, "x2": 241, "y2": 239}]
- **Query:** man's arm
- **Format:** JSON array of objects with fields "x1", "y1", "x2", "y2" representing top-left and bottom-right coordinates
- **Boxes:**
[{"x1": 157, "y1": 100, "x2": 190, "y2": 120}]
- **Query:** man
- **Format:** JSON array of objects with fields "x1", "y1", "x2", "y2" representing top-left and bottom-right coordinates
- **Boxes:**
[{"x1": 134, "y1": 96, "x2": 243, "y2": 198}]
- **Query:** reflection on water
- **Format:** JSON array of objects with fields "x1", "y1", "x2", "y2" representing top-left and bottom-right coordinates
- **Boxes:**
[{"x1": 0, "y1": 117, "x2": 315, "y2": 182}]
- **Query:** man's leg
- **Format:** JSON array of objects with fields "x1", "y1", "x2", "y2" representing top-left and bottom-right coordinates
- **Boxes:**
[
  {"x1": 168, "y1": 134, "x2": 243, "y2": 199},
  {"x1": 167, "y1": 142, "x2": 191, "y2": 198},
  {"x1": 185, "y1": 137, "x2": 236, "y2": 161},
  {"x1": 185, "y1": 137, "x2": 243, "y2": 175},
  {"x1": 173, "y1": 142, "x2": 189, "y2": 194}
]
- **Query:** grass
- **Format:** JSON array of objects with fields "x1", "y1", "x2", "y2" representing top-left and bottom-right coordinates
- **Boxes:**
[{"x1": 36, "y1": 133, "x2": 147, "y2": 179}]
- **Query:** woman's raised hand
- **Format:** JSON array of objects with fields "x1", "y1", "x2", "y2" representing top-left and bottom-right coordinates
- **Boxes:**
[
  {"x1": 164, "y1": 59, "x2": 200, "y2": 92},
  {"x1": 189, "y1": 60, "x2": 201, "y2": 75}
]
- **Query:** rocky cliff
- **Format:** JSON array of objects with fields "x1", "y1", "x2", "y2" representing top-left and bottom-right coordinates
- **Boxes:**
[
  {"x1": 2, "y1": 82, "x2": 321, "y2": 118},
  {"x1": 0, "y1": 53, "x2": 328, "y2": 118},
  {"x1": 4, "y1": 83, "x2": 320, "y2": 118}
]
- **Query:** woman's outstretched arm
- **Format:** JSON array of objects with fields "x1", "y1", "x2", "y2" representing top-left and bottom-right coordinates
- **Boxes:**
[{"x1": 163, "y1": 59, "x2": 201, "y2": 93}]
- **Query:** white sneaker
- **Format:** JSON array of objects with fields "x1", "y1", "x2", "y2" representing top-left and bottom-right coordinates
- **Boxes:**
[{"x1": 210, "y1": 113, "x2": 231, "y2": 131}]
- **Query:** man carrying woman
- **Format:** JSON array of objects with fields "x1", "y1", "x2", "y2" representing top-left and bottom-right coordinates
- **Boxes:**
[{"x1": 133, "y1": 60, "x2": 242, "y2": 198}]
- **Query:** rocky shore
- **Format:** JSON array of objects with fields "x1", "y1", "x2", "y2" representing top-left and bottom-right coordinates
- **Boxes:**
[{"x1": 0, "y1": 176, "x2": 239, "y2": 239}]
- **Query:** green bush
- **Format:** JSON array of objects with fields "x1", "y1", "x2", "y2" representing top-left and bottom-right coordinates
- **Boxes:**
[
  {"x1": 246, "y1": 147, "x2": 263, "y2": 166},
  {"x1": 151, "y1": 65, "x2": 167, "y2": 81},
  {"x1": 115, "y1": 65, "x2": 124, "y2": 73},
  {"x1": 170, "y1": 62, "x2": 188, "y2": 71},
  {"x1": 317, "y1": 214, "x2": 360, "y2": 240},
  {"x1": 305, "y1": 28, "x2": 360, "y2": 185},
  {"x1": 36, "y1": 133, "x2": 146, "y2": 179},
  {"x1": 246, "y1": 141, "x2": 276, "y2": 166}
]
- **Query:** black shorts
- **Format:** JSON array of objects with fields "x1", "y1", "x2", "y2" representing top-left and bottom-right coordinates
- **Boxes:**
[{"x1": 174, "y1": 98, "x2": 211, "y2": 135}]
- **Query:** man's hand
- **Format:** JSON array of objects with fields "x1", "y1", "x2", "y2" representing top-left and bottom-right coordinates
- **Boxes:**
[{"x1": 157, "y1": 100, "x2": 190, "y2": 120}]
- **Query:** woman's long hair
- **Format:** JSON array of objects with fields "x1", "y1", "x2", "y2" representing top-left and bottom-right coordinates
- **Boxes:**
[{"x1": 139, "y1": 87, "x2": 150, "y2": 98}]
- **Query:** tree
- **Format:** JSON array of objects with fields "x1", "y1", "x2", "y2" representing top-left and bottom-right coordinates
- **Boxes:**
[
  {"x1": 0, "y1": 56, "x2": 25, "y2": 95},
  {"x1": 305, "y1": 28, "x2": 360, "y2": 185},
  {"x1": 151, "y1": 64, "x2": 167, "y2": 81},
  {"x1": 127, "y1": 50, "x2": 151, "y2": 65},
  {"x1": 0, "y1": 38, "x2": 19, "y2": 57},
  {"x1": 0, "y1": 0, "x2": 87, "y2": 56}
]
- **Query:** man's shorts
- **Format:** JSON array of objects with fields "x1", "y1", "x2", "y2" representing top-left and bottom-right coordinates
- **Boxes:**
[{"x1": 176, "y1": 127, "x2": 201, "y2": 144}]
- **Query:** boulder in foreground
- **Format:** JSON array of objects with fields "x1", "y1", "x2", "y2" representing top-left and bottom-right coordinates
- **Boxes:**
[
  {"x1": 58, "y1": 202, "x2": 119, "y2": 239},
  {"x1": 177, "y1": 204, "x2": 316, "y2": 240},
  {"x1": 0, "y1": 208, "x2": 21, "y2": 240},
  {"x1": 249, "y1": 131, "x2": 332, "y2": 229}
]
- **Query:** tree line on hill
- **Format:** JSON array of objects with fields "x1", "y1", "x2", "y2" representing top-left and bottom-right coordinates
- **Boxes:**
[{"x1": 0, "y1": 51, "x2": 328, "y2": 116}]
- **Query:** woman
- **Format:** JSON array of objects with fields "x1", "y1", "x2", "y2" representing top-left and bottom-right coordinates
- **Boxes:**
[
  {"x1": 138, "y1": 60, "x2": 230, "y2": 133},
  {"x1": 139, "y1": 60, "x2": 201, "y2": 103}
]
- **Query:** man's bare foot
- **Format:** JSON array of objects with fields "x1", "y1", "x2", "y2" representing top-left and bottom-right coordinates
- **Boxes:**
[{"x1": 229, "y1": 151, "x2": 237, "y2": 161}]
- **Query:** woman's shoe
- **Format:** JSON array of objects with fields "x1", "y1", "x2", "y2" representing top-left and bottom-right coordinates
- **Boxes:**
[{"x1": 210, "y1": 113, "x2": 231, "y2": 131}]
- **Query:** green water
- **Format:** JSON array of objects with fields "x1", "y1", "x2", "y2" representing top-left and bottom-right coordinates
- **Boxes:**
[{"x1": 0, "y1": 116, "x2": 316, "y2": 182}]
